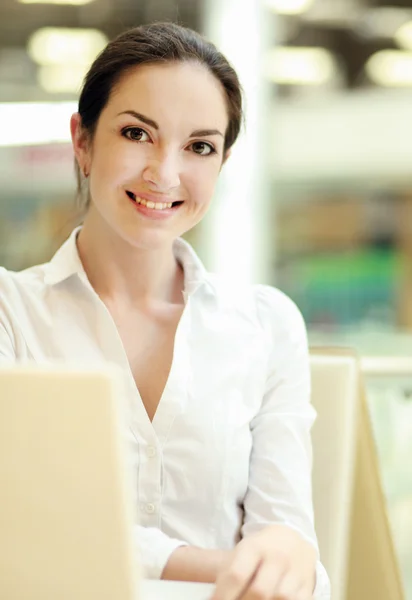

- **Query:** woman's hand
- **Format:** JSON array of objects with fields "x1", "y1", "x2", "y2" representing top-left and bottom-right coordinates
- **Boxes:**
[{"x1": 211, "y1": 524, "x2": 317, "y2": 600}]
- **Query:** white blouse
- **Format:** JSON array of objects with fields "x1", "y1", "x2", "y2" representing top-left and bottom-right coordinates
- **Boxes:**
[{"x1": 0, "y1": 228, "x2": 330, "y2": 598}]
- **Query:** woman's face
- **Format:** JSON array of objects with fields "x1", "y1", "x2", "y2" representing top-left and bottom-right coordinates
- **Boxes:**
[{"x1": 71, "y1": 61, "x2": 229, "y2": 250}]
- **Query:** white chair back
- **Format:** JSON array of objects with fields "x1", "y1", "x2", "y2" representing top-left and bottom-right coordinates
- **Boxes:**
[
  {"x1": 310, "y1": 352, "x2": 359, "y2": 600},
  {"x1": 310, "y1": 350, "x2": 405, "y2": 600}
]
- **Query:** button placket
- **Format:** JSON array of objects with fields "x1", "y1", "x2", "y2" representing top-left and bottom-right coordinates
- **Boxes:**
[
  {"x1": 137, "y1": 294, "x2": 194, "y2": 525},
  {"x1": 137, "y1": 438, "x2": 162, "y2": 526}
]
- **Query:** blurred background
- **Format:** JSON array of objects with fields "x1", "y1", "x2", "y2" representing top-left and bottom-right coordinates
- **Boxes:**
[{"x1": 0, "y1": 0, "x2": 411, "y2": 596}]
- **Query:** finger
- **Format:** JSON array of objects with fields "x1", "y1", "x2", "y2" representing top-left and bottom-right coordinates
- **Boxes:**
[
  {"x1": 240, "y1": 561, "x2": 288, "y2": 600},
  {"x1": 211, "y1": 548, "x2": 261, "y2": 600}
]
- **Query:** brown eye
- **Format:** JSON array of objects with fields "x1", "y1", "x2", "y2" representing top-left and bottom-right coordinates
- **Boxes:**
[
  {"x1": 123, "y1": 127, "x2": 150, "y2": 142},
  {"x1": 191, "y1": 141, "x2": 215, "y2": 156}
]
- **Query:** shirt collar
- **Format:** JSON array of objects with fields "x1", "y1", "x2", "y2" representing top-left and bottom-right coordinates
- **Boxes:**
[
  {"x1": 44, "y1": 226, "x2": 212, "y2": 297},
  {"x1": 44, "y1": 226, "x2": 85, "y2": 286}
]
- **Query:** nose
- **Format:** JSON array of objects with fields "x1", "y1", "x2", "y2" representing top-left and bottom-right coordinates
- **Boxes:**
[{"x1": 142, "y1": 148, "x2": 181, "y2": 192}]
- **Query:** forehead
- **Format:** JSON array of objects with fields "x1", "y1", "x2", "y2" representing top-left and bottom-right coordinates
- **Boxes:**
[{"x1": 105, "y1": 61, "x2": 229, "y2": 131}]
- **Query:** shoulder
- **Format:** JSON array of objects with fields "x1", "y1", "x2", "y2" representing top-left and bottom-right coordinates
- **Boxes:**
[
  {"x1": 253, "y1": 284, "x2": 307, "y2": 338},
  {"x1": 205, "y1": 274, "x2": 306, "y2": 338},
  {"x1": 0, "y1": 263, "x2": 50, "y2": 326},
  {"x1": 0, "y1": 263, "x2": 49, "y2": 295}
]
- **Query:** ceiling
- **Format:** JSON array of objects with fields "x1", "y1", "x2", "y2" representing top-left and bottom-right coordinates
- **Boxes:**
[
  {"x1": 0, "y1": 0, "x2": 202, "y2": 101},
  {"x1": 1, "y1": 0, "x2": 412, "y2": 102},
  {"x1": 0, "y1": 0, "x2": 201, "y2": 48},
  {"x1": 282, "y1": 0, "x2": 412, "y2": 89}
]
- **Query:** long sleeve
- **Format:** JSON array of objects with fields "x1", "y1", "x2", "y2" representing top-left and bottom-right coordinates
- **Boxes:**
[
  {"x1": 241, "y1": 286, "x2": 330, "y2": 599},
  {"x1": 0, "y1": 316, "x2": 16, "y2": 364},
  {"x1": 133, "y1": 525, "x2": 188, "y2": 579}
]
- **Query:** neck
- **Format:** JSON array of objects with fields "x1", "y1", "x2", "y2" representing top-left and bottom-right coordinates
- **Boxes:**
[{"x1": 76, "y1": 210, "x2": 184, "y2": 308}]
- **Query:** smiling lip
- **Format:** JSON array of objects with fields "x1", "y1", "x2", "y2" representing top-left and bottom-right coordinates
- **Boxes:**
[
  {"x1": 125, "y1": 190, "x2": 183, "y2": 220},
  {"x1": 126, "y1": 190, "x2": 184, "y2": 206}
]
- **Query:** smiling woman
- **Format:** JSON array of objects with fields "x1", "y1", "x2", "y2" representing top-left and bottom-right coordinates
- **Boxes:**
[
  {"x1": 73, "y1": 23, "x2": 242, "y2": 215},
  {"x1": 0, "y1": 22, "x2": 330, "y2": 600},
  {"x1": 71, "y1": 58, "x2": 230, "y2": 252}
]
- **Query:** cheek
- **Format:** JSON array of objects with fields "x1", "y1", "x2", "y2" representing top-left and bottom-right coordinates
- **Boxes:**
[
  {"x1": 184, "y1": 160, "x2": 221, "y2": 205},
  {"x1": 91, "y1": 139, "x2": 146, "y2": 183}
]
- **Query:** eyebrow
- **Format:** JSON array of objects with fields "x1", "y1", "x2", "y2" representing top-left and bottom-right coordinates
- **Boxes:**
[{"x1": 117, "y1": 110, "x2": 224, "y2": 138}]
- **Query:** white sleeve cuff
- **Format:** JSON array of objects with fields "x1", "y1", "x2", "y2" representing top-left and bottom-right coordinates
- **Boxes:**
[
  {"x1": 133, "y1": 525, "x2": 188, "y2": 580},
  {"x1": 313, "y1": 560, "x2": 331, "y2": 600}
]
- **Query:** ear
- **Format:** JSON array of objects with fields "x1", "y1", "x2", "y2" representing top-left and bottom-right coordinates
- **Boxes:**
[{"x1": 70, "y1": 113, "x2": 91, "y2": 176}]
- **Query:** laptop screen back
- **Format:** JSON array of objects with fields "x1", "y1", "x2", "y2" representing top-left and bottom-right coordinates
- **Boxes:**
[{"x1": 0, "y1": 367, "x2": 139, "y2": 600}]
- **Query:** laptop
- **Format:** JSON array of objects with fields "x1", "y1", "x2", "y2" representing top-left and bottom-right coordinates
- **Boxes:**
[{"x1": 0, "y1": 366, "x2": 214, "y2": 600}]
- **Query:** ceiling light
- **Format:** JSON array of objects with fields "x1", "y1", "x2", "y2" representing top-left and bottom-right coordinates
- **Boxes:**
[
  {"x1": 19, "y1": 0, "x2": 95, "y2": 5},
  {"x1": 395, "y1": 20, "x2": 412, "y2": 50},
  {"x1": 265, "y1": 0, "x2": 314, "y2": 16},
  {"x1": 362, "y1": 8, "x2": 412, "y2": 40},
  {"x1": 37, "y1": 64, "x2": 88, "y2": 93},
  {"x1": 27, "y1": 27, "x2": 108, "y2": 66},
  {"x1": 0, "y1": 102, "x2": 75, "y2": 147},
  {"x1": 366, "y1": 50, "x2": 412, "y2": 87},
  {"x1": 265, "y1": 47, "x2": 337, "y2": 85}
]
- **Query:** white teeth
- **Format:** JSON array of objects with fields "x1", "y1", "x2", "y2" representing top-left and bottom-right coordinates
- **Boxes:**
[{"x1": 130, "y1": 195, "x2": 174, "y2": 211}]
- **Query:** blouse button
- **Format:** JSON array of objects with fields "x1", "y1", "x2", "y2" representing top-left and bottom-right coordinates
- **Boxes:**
[
  {"x1": 146, "y1": 446, "x2": 156, "y2": 458},
  {"x1": 146, "y1": 503, "x2": 156, "y2": 514}
]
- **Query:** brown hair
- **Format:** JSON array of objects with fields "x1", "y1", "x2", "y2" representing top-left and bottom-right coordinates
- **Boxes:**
[{"x1": 75, "y1": 21, "x2": 243, "y2": 209}]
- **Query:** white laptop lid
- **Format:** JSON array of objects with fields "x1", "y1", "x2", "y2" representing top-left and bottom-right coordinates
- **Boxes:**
[{"x1": 0, "y1": 366, "x2": 139, "y2": 600}]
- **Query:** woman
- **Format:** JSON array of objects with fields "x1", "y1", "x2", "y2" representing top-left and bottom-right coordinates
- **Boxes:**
[{"x1": 0, "y1": 23, "x2": 330, "y2": 600}]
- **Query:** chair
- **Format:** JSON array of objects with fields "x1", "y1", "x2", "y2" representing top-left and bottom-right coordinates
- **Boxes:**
[{"x1": 310, "y1": 349, "x2": 405, "y2": 600}]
